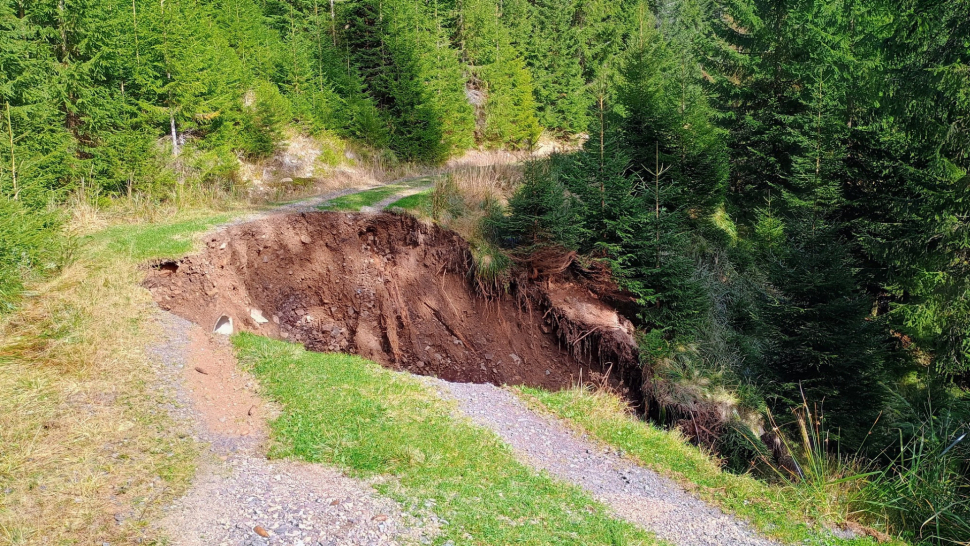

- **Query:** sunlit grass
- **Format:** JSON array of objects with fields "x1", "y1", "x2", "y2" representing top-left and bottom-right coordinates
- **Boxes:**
[
  {"x1": 233, "y1": 333, "x2": 665, "y2": 546},
  {"x1": 518, "y1": 386, "x2": 901, "y2": 546},
  {"x1": 387, "y1": 189, "x2": 433, "y2": 215},
  {"x1": 318, "y1": 177, "x2": 435, "y2": 212},
  {"x1": 317, "y1": 185, "x2": 405, "y2": 211},
  {"x1": 83, "y1": 214, "x2": 233, "y2": 261}
]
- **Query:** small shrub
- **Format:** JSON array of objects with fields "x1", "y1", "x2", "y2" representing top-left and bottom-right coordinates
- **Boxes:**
[
  {"x1": 496, "y1": 160, "x2": 585, "y2": 249},
  {"x1": 719, "y1": 423, "x2": 772, "y2": 474},
  {"x1": 431, "y1": 175, "x2": 468, "y2": 223},
  {"x1": 0, "y1": 197, "x2": 62, "y2": 311},
  {"x1": 468, "y1": 242, "x2": 512, "y2": 298}
]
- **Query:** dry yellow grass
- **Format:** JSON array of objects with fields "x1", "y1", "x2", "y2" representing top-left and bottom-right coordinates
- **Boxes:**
[
  {"x1": 429, "y1": 161, "x2": 523, "y2": 242},
  {"x1": 446, "y1": 162, "x2": 523, "y2": 203},
  {"x1": 314, "y1": 148, "x2": 529, "y2": 201},
  {"x1": 0, "y1": 215, "x2": 211, "y2": 545},
  {"x1": 67, "y1": 181, "x2": 245, "y2": 236}
]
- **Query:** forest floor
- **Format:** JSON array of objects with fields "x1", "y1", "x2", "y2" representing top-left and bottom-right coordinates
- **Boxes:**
[{"x1": 142, "y1": 180, "x2": 790, "y2": 546}]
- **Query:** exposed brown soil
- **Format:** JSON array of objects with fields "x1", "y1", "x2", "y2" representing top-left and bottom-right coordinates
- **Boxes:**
[
  {"x1": 145, "y1": 212, "x2": 640, "y2": 392},
  {"x1": 184, "y1": 326, "x2": 266, "y2": 440}
]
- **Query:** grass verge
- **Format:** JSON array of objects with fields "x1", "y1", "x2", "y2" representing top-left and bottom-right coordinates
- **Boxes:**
[
  {"x1": 83, "y1": 214, "x2": 232, "y2": 261},
  {"x1": 233, "y1": 333, "x2": 664, "y2": 546},
  {"x1": 387, "y1": 189, "x2": 433, "y2": 215},
  {"x1": 0, "y1": 210, "x2": 234, "y2": 545},
  {"x1": 318, "y1": 177, "x2": 435, "y2": 212},
  {"x1": 517, "y1": 386, "x2": 901, "y2": 546},
  {"x1": 317, "y1": 185, "x2": 405, "y2": 211}
]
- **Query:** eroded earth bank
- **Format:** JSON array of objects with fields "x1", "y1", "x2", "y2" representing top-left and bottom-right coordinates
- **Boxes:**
[{"x1": 144, "y1": 211, "x2": 642, "y2": 396}]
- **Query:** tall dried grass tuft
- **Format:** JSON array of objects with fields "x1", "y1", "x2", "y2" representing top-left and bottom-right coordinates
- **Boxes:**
[{"x1": 755, "y1": 395, "x2": 883, "y2": 533}]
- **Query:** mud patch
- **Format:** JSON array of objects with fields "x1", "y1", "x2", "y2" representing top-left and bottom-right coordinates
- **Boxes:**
[{"x1": 145, "y1": 212, "x2": 634, "y2": 390}]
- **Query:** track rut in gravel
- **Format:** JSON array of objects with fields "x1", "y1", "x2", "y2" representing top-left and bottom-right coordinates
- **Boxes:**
[{"x1": 431, "y1": 379, "x2": 783, "y2": 546}]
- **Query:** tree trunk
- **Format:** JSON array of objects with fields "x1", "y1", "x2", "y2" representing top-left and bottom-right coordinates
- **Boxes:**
[
  {"x1": 170, "y1": 112, "x2": 179, "y2": 157},
  {"x1": 330, "y1": 0, "x2": 336, "y2": 46}
]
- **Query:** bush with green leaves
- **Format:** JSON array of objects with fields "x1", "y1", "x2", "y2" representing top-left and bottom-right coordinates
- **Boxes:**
[{"x1": 0, "y1": 197, "x2": 61, "y2": 311}]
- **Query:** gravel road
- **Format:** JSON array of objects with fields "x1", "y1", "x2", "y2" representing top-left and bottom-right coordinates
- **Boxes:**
[
  {"x1": 149, "y1": 312, "x2": 436, "y2": 546},
  {"x1": 431, "y1": 379, "x2": 783, "y2": 546},
  {"x1": 160, "y1": 455, "x2": 436, "y2": 546},
  {"x1": 281, "y1": 175, "x2": 435, "y2": 214}
]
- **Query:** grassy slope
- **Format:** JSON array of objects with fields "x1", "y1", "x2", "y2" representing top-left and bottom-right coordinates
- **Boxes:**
[
  {"x1": 233, "y1": 333, "x2": 664, "y2": 546},
  {"x1": 0, "y1": 210, "x2": 233, "y2": 544},
  {"x1": 518, "y1": 387, "x2": 901, "y2": 546},
  {"x1": 85, "y1": 215, "x2": 232, "y2": 261}
]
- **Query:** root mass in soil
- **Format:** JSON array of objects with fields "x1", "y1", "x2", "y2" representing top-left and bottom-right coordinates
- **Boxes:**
[{"x1": 145, "y1": 212, "x2": 640, "y2": 394}]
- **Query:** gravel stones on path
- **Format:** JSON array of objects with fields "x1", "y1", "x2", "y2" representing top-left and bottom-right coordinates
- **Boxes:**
[
  {"x1": 150, "y1": 312, "x2": 434, "y2": 546},
  {"x1": 432, "y1": 379, "x2": 783, "y2": 546},
  {"x1": 148, "y1": 238, "x2": 782, "y2": 545},
  {"x1": 160, "y1": 455, "x2": 433, "y2": 546}
]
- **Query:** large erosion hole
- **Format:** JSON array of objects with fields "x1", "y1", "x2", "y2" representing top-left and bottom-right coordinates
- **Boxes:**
[{"x1": 144, "y1": 212, "x2": 642, "y2": 395}]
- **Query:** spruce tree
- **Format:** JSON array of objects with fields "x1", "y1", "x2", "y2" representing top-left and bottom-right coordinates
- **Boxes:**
[
  {"x1": 454, "y1": 0, "x2": 541, "y2": 148},
  {"x1": 617, "y1": 3, "x2": 727, "y2": 215},
  {"x1": 758, "y1": 216, "x2": 890, "y2": 448},
  {"x1": 341, "y1": 0, "x2": 474, "y2": 162},
  {"x1": 522, "y1": 0, "x2": 590, "y2": 134},
  {"x1": 864, "y1": 0, "x2": 970, "y2": 377}
]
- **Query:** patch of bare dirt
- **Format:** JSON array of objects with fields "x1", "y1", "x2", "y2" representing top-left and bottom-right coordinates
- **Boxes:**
[
  {"x1": 184, "y1": 327, "x2": 266, "y2": 440},
  {"x1": 144, "y1": 212, "x2": 637, "y2": 392}
]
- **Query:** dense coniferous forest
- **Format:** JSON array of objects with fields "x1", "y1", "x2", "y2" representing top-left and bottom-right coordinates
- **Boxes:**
[{"x1": 1, "y1": 0, "x2": 969, "y2": 542}]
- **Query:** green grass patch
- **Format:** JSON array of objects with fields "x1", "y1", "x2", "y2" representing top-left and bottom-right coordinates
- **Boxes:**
[
  {"x1": 317, "y1": 185, "x2": 407, "y2": 211},
  {"x1": 233, "y1": 333, "x2": 663, "y2": 546},
  {"x1": 518, "y1": 386, "x2": 898, "y2": 546},
  {"x1": 387, "y1": 189, "x2": 433, "y2": 214},
  {"x1": 83, "y1": 214, "x2": 232, "y2": 262}
]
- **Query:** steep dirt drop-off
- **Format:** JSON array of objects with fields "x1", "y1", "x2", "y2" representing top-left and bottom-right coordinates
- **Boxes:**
[{"x1": 145, "y1": 212, "x2": 641, "y2": 392}]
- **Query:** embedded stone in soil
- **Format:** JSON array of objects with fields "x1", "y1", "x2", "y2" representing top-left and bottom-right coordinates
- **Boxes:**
[{"x1": 144, "y1": 212, "x2": 639, "y2": 391}]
